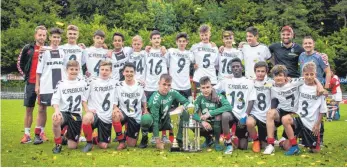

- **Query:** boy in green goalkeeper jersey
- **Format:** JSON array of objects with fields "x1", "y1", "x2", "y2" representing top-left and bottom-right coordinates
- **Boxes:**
[
  {"x1": 139, "y1": 74, "x2": 190, "y2": 149},
  {"x1": 193, "y1": 76, "x2": 232, "y2": 151}
]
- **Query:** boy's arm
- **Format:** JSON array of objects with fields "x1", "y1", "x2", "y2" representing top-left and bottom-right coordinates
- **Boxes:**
[
  {"x1": 173, "y1": 90, "x2": 190, "y2": 108},
  {"x1": 245, "y1": 100, "x2": 255, "y2": 116},
  {"x1": 141, "y1": 92, "x2": 148, "y2": 114},
  {"x1": 312, "y1": 113, "x2": 324, "y2": 137},
  {"x1": 208, "y1": 95, "x2": 232, "y2": 117},
  {"x1": 324, "y1": 66, "x2": 331, "y2": 89}
]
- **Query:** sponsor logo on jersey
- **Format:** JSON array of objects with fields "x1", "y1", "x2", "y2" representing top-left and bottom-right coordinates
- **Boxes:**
[{"x1": 197, "y1": 47, "x2": 216, "y2": 53}]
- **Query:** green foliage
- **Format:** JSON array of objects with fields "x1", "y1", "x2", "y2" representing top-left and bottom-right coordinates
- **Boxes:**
[{"x1": 1, "y1": 0, "x2": 347, "y2": 75}]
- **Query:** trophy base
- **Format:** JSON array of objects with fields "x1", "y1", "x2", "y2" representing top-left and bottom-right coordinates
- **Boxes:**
[
  {"x1": 182, "y1": 149, "x2": 202, "y2": 152},
  {"x1": 170, "y1": 147, "x2": 181, "y2": 152}
]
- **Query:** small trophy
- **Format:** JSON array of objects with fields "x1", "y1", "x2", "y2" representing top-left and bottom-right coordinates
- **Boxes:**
[
  {"x1": 170, "y1": 138, "x2": 181, "y2": 152},
  {"x1": 182, "y1": 115, "x2": 201, "y2": 152}
]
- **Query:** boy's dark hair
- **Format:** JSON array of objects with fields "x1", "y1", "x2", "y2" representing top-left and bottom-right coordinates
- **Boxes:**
[
  {"x1": 113, "y1": 32, "x2": 125, "y2": 41},
  {"x1": 199, "y1": 24, "x2": 210, "y2": 33},
  {"x1": 199, "y1": 76, "x2": 211, "y2": 85},
  {"x1": 254, "y1": 61, "x2": 268, "y2": 72},
  {"x1": 123, "y1": 62, "x2": 136, "y2": 71},
  {"x1": 246, "y1": 26, "x2": 258, "y2": 36},
  {"x1": 159, "y1": 74, "x2": 172, "y2": 83},
  {"x1": 50, "y1": 28, "x2": 63, "y2": 35},
  {"x1": 303, "y1": 35, "x2": 314, "y2": 42},
  {"x1": 271, "y1": 65, "x2": 288, "y2": 77},
  {"x1": 94, "y1": 30, "x2": 105, "y2": 38},
  {"x1": 231, "y1": 57, "x2": 242, "y2": 66},
  {"x1": 176, "y1": 32, "x2": 189, "y2": 41},
  {"x1": 150, "y1": 30, "x2": 160, "y2": 39}
]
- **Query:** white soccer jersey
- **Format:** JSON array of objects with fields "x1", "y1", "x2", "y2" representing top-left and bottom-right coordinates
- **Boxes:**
[
  {"x1": 115, "y1": 81, "x2": 146, "y2": 123},
  {"x1": 129, "y1": 51, "x2": 147, "y2": 82},
  {"x1": 83, "y1": 46, "x2": 108, "y2": 78},
  {"x1": 51, "y1": 78, "x2": 87, "y2": 115},
  {"x1": 144, "y1": 48, "x2": 168, "y2": 91},
  {"x1": 36, "y1": 49, "x2": 66, "y2": 94},
  {"x1": 251, "y1": 79, "x2": 272, "y2": 123},
  {"x1": 82, "y1": 77, "x2": 117, "y2": 124},
  {"x1": 191, "y1": 42, "x2": 218, "y2": 84},
  {"x1": 110, "y1": 47, "x2": 132, "y2": 80},
  {"x1": 241, "y1": 44, "x2": 271, "y2": 78},
  {"x1": 271, "y1": 78, "x2": 304, "y2": 112},
  {"x1": 60, "y1": 44, "x2": 85, "y2": 78},
  {"x1": 298, "y1": 84, "x2": 327, "y2": 130},
  {"x1": 214, "y1": 77, "x2": 256, "y2": 119},
  {"x1": 167, "y1": 48, "x2": 194, "y2": 90},
  {"x1": 218, "y1": 48, "x2": 243, "y2": 80}
]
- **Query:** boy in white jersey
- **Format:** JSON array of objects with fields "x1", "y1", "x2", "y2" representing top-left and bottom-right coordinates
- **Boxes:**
[
  {"x1": 60, "y1": 25, "x2": 85, "y2": 78},
  {"x1": 51, "y1": 60, "x2": 87, "y2": 153},
  {"x1": 112, "y1": 62, "x2": 147, "y2": 150},
  {"x1": 191, "y1": 24, "x2": 219, "y2": 91},
  {"x1": 215, "y1": 58, "x2": 256, "y2": 154},
  {"x1": 263, "y1": 65, "x2": 324, "y2": 155},
  {"x1": 81, "y1": 61, "x2": 118, "y2": 152},
  {"x1": 83, "y1": 30, "x2": 108, "y2": 78},
  {"x1": 35, "y1": 28, "x2": 66, "y2": 145},
  {"x1": 128, "y1": 35, "x2": 146, "y2": 82},
  {"x1": 246, "y1": 61, "x2": 272, "y2": 153},
  {"x1": 281, "y1": 62, "x2": 326, "y2": 155},
  {"x1": 167, "y1": 32, "x2": 194, "y2": 100},
  {"x1": 218, "y1": 30, "x2": 243, "y2": 81},
  {"x1": 240, "y1": 27, "x2": 271, "y2": 79},
  {"x1": 110, "y1": 32, "x2": 132, "y2": 81},
  {"x1": 144, "y1": 30, "x2": 168, "y2": 100}
]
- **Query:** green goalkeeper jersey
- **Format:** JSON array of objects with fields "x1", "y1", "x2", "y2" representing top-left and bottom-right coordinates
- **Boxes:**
[
  {"x1": 148, "y1": 89, "x2": 189, "y2": 137},
  {"x1": 193, "y1": 93, "x2": 232, "y2": 122}
]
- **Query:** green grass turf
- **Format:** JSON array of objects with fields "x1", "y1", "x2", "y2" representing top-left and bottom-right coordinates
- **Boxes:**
[{"x1": 1, "y1": 99, "x2": 347, "y2": 167}]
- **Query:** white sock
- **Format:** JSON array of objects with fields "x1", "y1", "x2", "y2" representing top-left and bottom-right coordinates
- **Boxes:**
[
  {"x1": 41, "y1": 127, "x2": 45, "y2": 133},
  {"x1": 24, "y1": 128, "x2": 30, "y2": 135}
]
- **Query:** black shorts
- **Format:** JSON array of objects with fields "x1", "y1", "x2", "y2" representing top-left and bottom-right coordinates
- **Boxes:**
[
  {"x1": 172, "y1": 89, "x2": 192, "y2": 107},
  {"x1": 24, "y1": 83, "x2": 37, "y2": 107},
  {"x1": 275, "y1": 108, "x2": 294, "y2": 127},
  {"x1": 249, "y1": 115, "x2": 267, "y2": 142},
  {"x1": 121, "y1": 111, "x2": 141, "y2": 139},
  {"x1": 229, "y1": 113, "x2": 248, "y2": 139},
  {"x1": 294, "y1": 117, "x2": 320, "y2": 149},
  {"x1": 61, "y1": 112, "x2": 82, "y2": 142},
  {"x1": 92, "y1": 114, "x2": 112, "y2": 143},
  {"x1": 145, "y1": 91, "x2": 155, "y2": 102},
  {"x1": 39, "y1": 93, "x2": 53, "y2": 106}
]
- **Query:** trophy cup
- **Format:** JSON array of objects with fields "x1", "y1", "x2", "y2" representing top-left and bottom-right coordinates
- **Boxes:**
[
  {"x1": 182, "y1": 101, "x2": 202, "y2": 152},
  {"x1": 170, "y1": 138, "x2": 181, "y2": 152}
]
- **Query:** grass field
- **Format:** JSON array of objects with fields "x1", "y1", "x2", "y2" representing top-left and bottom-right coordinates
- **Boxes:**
[{"x1": 1, "y1": 99, "x2": 347, "y2": 167}]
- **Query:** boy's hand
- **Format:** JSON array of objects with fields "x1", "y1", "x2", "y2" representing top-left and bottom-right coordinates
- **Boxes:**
[
  {"x1": 145, "y1": 46, "x2": 151, "y2": 53},
  {"x1": 194, "y1": 64, "x2": 198, "y2": 70},
  {"x1": 201, "y1": 121, "x2": 212, "y2": 131},
  {"x1": 78, "y1": 43, "x2": 86, "y2": 49},
  {"x1": 35, "y1": 85, "x2": 40, "y2": 95},
  {"x1": 160, "y1": 46, "x2": 167, "y2": 56},
  {"x1": 219, "y1": 46, "x2": 224, "y2": 53},
  {"x1": 85, "y1": 71, "x2": 91, "y2": 78},
  {"x1": 238, "y1": 42, "x2": 247, "y2": 48},
  {"x1": 312, "y1": 123, "x2": 320, "y2": 137},
  {"x1": 106, "y1": 50, "x2": 113, "y2": 58},
  {"x1": 200, "y1": 113, "x2": 211, "y2": 121},
  {"x1": 52, "y1": 111, "x2": 62, "y2": 121},
  {"x1": 155, "y1": 138, "x2": 164, "y2": 150}
]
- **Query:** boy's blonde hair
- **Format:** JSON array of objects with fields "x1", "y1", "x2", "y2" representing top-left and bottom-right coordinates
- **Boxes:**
[
  {"x1": 132, "y1": 35, "x2": 143, "y2": 42},
  {"x1": 271, "y1": 65, "x2": 288, "y2": 77},
  {"x1": 99, "y1": 60, "x2": 112, "y2": 69},
  {"x1": 199, "y1": 24, "x2": 210, "y2": 33},
  {"x1": 66, "y1": 60, "x2": 80, "y2": 69},
  {"x1": 302, "y1": 62, "x2": 317, "y2": 73},
  {"x1": 35, "y1": 25, "x2": 47, "y2": 33}
]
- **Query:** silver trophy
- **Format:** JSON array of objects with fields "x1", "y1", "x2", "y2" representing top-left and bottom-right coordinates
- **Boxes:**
[{"x1": 182, "y1": 114, "x2": 201, "y2": 152}]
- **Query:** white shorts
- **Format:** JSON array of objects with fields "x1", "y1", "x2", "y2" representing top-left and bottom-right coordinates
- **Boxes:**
[{"x1": 332, "y1": 92, "x2": 342, "y2": 102}]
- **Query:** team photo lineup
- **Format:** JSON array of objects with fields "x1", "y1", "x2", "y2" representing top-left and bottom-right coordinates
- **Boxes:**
[{"x1": 17, "y1": 23, "x2": 343, "y2": 157}]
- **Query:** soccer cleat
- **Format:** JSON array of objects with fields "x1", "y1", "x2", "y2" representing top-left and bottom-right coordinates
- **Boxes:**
[
  {"x1": 33, "y1": 135, "x2": 43, "y2": 145},
  {"x1": 62, "y1": 136, "x2": 68, "y2": 145},
  {"x1": 263, "y1": 144, "x2": 275, "y2": 155},
  {"x1": 275, "y1": 137, "x2": 286, "y2": 147},
  {"x1": 252, "y1": 140, "x2": 261, "y2": 153},
  {"x1": 40, "y1": 132, "x2": 49, "y2": 141},
  {"x1": 20, "y1": 134, "x2": 32, "y2": 144},
  {"x1": 224, "y1": 145, "x2": 233, "y2": 154},
  {"x1": 214, "y1": 144, "x2": 224, "y2": 151},
  {"x1": 139, "y1": 135, "x2": 148, "y2": 148},
  {"x1": 150, "y1": 137, "x2": 156, "y2": 144},
  {"x1": 116, "y1": 142, "x2": 127, "y2": 150},
  {"x1": 201, "y1": 138, "x2": 214, "y2": 148},
  {"x1": 82, "y1": 143, "x2": 93, "y2": 153},
  {"x1": 161, "y1": 136, "x2": 171, "y2": 144},
  {"x1": 285, "y1": 145, "x2": 300, "y2": 155},
  {"x1": 52, "y1": 144, "x2": 62, "y2": 154}
]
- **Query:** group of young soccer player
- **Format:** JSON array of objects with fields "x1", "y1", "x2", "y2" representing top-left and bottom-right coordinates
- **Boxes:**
[{"x1": 18, "y1": 23, "x2": 329, "y2": 156}]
